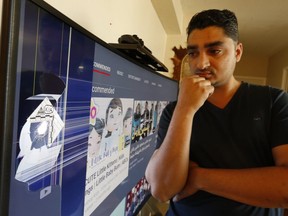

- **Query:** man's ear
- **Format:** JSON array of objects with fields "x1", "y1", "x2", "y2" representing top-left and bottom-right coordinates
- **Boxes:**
[{"x1": 235, "y1": 42, "x2": 243, "y2": 62}]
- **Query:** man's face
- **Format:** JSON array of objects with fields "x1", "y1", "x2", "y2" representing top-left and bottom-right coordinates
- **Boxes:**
[
  {"x1": 88, "y1": 128, "x2": 101, "y2": 157},
  {"x1": 186, "y1": 26, "x2": 243, "y2": 87},
  {"x1": 106, "y1": 107, "x2": 122, "y2": 132}
]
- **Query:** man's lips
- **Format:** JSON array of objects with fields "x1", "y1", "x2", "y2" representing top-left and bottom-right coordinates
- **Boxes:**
[{"x1": 195, "y1": 71, "x2": 213, "y2": 78}]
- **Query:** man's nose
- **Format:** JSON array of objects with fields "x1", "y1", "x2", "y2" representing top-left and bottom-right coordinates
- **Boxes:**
[{"x1": 196, "y1": 52, "x2": 210, "y2": 69}]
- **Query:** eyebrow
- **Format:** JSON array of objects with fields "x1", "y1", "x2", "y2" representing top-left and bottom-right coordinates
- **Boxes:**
[{"x1": 187, "y1": 41, "x2": 224, "y2": 50}]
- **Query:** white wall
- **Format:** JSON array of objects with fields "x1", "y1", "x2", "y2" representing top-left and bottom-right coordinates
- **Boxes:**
[{"x1": 43, "y1": 0, "x2": 167, "y2": 66}]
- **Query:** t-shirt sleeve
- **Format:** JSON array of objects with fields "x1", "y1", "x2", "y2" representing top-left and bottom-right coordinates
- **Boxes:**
[
  {"x1": 155, "y1": 101, "x2": 176, "y2": 149},
  {"x1": 270, "y1": 88, "x2": 288, "y2": 147}
]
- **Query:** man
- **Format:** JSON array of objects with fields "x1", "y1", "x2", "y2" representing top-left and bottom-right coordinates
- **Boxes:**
[{"x1": 145, "y1": 9, "x2": 288, "y2": 216}]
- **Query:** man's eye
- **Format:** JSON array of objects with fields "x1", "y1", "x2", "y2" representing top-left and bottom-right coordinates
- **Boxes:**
[
  {"x1": 188, "y1": 51, "x2": 198, "y2": 58},
  {"x1": 209, "y1": 49, "x2": 222, "y2": 55}
]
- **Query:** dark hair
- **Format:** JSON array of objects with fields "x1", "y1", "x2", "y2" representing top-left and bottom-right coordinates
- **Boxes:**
[
  {"x1": 187, "y1": 9, "x2": 239, "y2": 42},
  {"x1": 105, "y1": 98, "x2": 123, "y2": 123}
]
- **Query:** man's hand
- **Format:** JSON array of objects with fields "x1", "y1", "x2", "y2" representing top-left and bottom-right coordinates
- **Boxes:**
[
  {"x1": 173, "y1": 161, "x2": 200, "y2": 202},
  {"x1": 177, "y1": 75, "x2": 214, "y2": 114}
]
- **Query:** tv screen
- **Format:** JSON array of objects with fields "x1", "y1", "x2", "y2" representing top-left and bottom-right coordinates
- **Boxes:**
[{"x1": 0, "y1": 0, "x2": 178, "y2": 215}]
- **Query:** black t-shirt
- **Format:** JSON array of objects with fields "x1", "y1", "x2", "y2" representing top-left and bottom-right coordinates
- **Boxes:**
[{"x1": 156, "y1": 83, "x2": 288, "y2": 216}]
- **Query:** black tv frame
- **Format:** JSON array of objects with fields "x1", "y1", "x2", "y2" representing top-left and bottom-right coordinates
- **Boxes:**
[{"x1": 0, "y1": 0, "x2": 20, "y2": 215}]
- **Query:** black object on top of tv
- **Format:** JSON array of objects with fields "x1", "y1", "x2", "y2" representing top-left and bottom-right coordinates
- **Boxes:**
[{"x1": 110, "y1": 34, "x2": 168, "y2": 72}]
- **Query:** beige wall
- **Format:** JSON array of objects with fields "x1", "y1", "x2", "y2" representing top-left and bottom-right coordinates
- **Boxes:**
[
  {"x1": 163, "y1": 34, "x2": 187, "y2": 78},
  {"x1": 234, "y1": 52, "x2": 268, "y2": 78},
  {"x1": 164, "y1": 15, "x2": 189, "y2": 75},
  {"x1": 43, "y1": 0, "x2": 167, "y2": 65},
  {"x1": 266, "y1": 46, "x2": 288, "y2": 88},
  {"x1": 0, "y1": 1, "x2": 170, "y2": 75}
]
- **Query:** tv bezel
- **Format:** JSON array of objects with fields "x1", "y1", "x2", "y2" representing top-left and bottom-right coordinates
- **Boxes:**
[{"x1": 0, "y1": 0, "x2": 20, "y2": 215}]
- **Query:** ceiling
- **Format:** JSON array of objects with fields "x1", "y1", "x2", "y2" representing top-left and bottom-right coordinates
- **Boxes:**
[{"x1": 165, "y1": 0, "x2": 288, "y2": 58}]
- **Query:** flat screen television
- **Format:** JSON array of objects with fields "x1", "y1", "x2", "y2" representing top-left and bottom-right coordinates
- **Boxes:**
[{"x1": 0, "y1": 0, "x2": 178, "y2": 215}]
